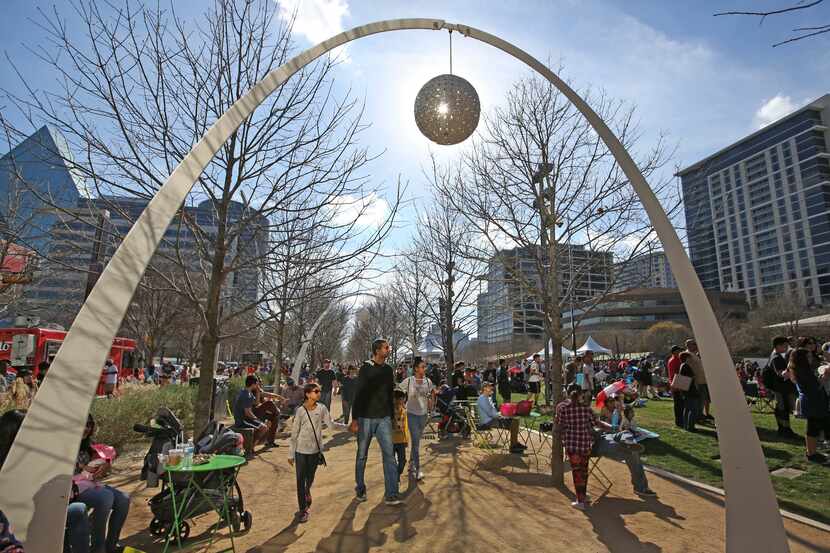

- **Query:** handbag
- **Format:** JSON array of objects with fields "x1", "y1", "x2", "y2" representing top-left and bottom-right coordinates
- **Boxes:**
[
  {"x1": 303, "y1": 406, "x2": 327, "y2": 466},
  {"x1": 671, "y1": 373, "x2": 692, "y2": 392}
]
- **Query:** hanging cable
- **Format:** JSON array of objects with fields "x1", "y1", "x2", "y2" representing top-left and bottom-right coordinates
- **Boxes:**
[{"x1": 449, "y1": 30, "x2": 453, "y2": 75}]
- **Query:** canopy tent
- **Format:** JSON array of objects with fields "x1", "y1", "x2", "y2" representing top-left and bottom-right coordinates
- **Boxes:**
[
  {"x1": 577, "y1": 336, "x2": 613, "y2": 355},
  {"x1": 526, "y1": 341, "x2": 574, "y2": 361},
  {"x1": 765, "y1": 313, "x2": 830, "y2": 330}
]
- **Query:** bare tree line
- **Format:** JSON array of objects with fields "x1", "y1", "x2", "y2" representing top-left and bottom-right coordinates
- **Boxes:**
[{"x1": 1, "y1": 0, "x2": 400, "y2": 430}]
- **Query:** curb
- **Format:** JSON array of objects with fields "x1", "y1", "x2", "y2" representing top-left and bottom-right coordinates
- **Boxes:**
[{"x1": 642, "y1": 464, "x2": 830, "y2": 534}]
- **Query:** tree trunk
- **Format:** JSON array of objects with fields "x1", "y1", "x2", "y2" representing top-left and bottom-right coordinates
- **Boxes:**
[
  {"x1": 194, "y1": 219, "x2": 228, "y2": 433},
  {"x1": 275, "y1": 315, "x2": 285, "y2": 387},
  {"x1": 542, "y1": 190, "x2": 565, "y2": 486}
]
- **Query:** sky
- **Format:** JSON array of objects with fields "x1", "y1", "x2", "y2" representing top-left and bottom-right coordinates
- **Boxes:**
[{"x1": 1, "y1": 0, "x2": 828, "y2": 273}]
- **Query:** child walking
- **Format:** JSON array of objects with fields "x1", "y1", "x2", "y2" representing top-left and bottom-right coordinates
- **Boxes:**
[
  {"x1": 287, "y1": 383, "x2": 344, "y2": 522},
  {"x1": 392, "y1": 390, "x2": 409, "y2": 480}
]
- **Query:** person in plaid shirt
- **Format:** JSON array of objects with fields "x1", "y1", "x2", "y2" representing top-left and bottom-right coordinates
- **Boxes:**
[
  {"x1": 556, "y1": 384, "x2": 656, "y2": 509},
  {"x1": 555, "y1": 384, "x2": 598, "y2": 508}
]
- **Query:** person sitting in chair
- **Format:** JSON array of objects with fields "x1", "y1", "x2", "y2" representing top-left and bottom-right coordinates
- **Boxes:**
[
  {"x1": 476, "y1": 383, "x2": 526, "y2": 453},
  {"x1": 234, "y1": 375, "x2": 280, "y2": 449}
]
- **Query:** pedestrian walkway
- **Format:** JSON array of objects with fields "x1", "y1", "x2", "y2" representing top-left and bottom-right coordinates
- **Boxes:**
[{"x1": 114, "y1": 401, "x2": 830, "y2": 553}]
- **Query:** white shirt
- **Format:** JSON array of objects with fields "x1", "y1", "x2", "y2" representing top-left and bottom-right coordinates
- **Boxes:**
[
  {"x1": 288, "y1": 404, "x2": 341, "y2": 457},
  {"x1": 528, "y1": 362, "x2": 541, "y2": 383},
  {"x1": 399, "y1": 376, "x2": 434, "y2": 416},
  {"x1": 581, "y1": 363, "x2": 595, "y2": 390},
  {"x1": 104, "y1": 364, "x2": 119, "y2": 385}
]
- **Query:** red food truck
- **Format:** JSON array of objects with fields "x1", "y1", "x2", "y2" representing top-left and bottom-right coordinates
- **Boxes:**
[{"x1": 0, "y1": 326, "x2": 137, "y2": 395}]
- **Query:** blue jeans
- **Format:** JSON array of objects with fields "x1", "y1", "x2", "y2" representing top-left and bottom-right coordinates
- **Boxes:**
[
  {"x1": 684, "y1": 396, "x2": 702, "y2": 432},
  {"x1": 77, "y1": 485, "x2": 129, "y2": 553},
  {"x1": 592, "y1": 437, "x2": 649, "y2": 492},
  {"x1": 320, "y1": 389, "x2": 332, "y2": 410},
  {"x1": 65, "y1": 502, "x2": 90, "y2": 553},
  {"x1": 407, "y1": 413, "x2": 428, "y2": 473},
  {"x1": 355, "y1": 417, "x2": 399, "y2": 499}
]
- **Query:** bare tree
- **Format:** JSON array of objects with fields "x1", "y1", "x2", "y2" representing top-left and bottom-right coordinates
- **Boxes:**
[
  {"x1": 412, "y1": 167, "x2": 482, "y2": 368},
  {"x1": 346, "y1": 290, "x2": 406, "y2": 365},
  {"x1": 437, "y1": 71, "x2": 676, "y2": 485},
  {"x1": 390, "y1": 250, "x2": 430, "y2": 358},
  {"x1": 3, "y1": 0, "x2": 400, "y2": 430},
  {"x1": 714, "y1": 0, "x2": 829, "y2": 47},
  {"x1": 121, "y1": 266, "x2": 204, "y2": 366}
]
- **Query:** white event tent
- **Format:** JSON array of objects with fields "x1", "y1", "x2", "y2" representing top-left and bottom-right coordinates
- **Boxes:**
[
  {"x1": 526, "y1": 340, "x2": 574, "y2": 361},
  {"x1": 577, "y1": 336, "x2": 613, "y2": 355}
]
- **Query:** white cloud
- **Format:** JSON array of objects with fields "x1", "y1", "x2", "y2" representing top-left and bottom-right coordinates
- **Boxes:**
[
  {"x1": 754, "y1": 95, "x2": 798, "y2": 128},
  {"x1": 330, "y1": 192, "x2": 389, "y2": 228},
  {"x1": 276, "y1": 0, "x2": 350, "y2": 62}
]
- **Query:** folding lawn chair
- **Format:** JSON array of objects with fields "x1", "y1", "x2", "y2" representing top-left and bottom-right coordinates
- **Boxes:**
[{"x1": 463, "y1": 401, "x2": 508, "y2": 451}]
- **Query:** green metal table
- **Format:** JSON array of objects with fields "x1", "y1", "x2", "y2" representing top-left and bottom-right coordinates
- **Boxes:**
[{"x1": 161, "y1": 454, "x2": 246, "y2": 553}]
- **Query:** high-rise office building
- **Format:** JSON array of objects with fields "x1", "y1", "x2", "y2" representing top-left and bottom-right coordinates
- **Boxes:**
[
  {"x1": 89, "y1": 196, "x2": 267, "y2": 308},
  {"x1": 1, "y1": 126, "x2": 268, "y2": 326},
  {"x1": 0, "y1": 126, "x2": 82, "y2": 253},
  {"x1": 613, "y1": 251, "x2": 677, "y2": 291},
  {"x1": 678, "y1": 95, "x2": 830, "y2": 306},
  {"x1": 476, "y1": 244, "x2": 613, "y2": 345}
]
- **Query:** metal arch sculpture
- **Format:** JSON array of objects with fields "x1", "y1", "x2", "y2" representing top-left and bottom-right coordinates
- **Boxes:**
[{"x1": 0, "y1": 18, "x2": 789, "y2": 553}]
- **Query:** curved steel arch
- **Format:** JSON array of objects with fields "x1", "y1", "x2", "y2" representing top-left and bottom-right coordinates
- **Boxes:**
[{"x1": 0, "y1": 18, "x2": 789, "y2": 553}]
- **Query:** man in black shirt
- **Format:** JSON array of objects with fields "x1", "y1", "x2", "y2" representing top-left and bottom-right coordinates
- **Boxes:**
[
  {"x1": 497, "y1": 358, "x2": 511, "y2": 404},
  {"x1": 350, "y1": 338, "x2": 401, "y2": 505},
  {"x1": 766, "y1": 336, "x2": 798, "y2": 439},
  {"x1": 233, "y1": 375, "x2": 278, "y2": 448},
  {"x1": 315, "y1": 359, "x2": 337, "y2": 410}
]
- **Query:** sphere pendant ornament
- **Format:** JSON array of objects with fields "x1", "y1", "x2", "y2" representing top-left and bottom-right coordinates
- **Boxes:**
[{"x1": 414, "y1": 74, "x2": 481, "y2": 145}]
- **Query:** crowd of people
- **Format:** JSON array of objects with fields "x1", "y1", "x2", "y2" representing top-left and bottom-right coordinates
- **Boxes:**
[{"x1": 4, "y1": 329, "x2": 829, "y2": 549}]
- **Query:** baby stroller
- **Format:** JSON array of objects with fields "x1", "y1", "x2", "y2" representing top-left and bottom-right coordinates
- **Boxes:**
[
  {"x1": 436, "y1": 386, "x2": 469, "y2": 438},
  {"x1": 134, "y1": 407, "x2": 184, "y2": 487},
  {"x1": 146, "y1": 421, "x2": 250, "y2": 540}
]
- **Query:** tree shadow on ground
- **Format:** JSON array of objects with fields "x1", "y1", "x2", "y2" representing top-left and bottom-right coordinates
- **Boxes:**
[
  {"x1": 312, "y1": 487, "x2": 431, "y2": 553},
  {"x1": 323, "y1": 431, "x2": 354, "y2": 450},
  {"x1": 476, "y1": 452, "x2": 557, "y2": 488},
  {"x1": 586, "y1": 496, "x2": 684, "y2": 553},
  {"x1": 245, "y1": 519, "x2": 303, "y2": 553}
]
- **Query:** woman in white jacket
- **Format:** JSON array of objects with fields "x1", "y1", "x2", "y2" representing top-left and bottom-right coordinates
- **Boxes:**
[{"x1": 287, "y1": 382, "x2": 344, "y2": 522}]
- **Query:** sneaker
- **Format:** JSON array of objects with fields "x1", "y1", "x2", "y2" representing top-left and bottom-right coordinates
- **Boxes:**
[
  {"x1": 570, "y1": 501, "x2": 586, "y2": 510},
  {"x1": 384, "y1": 495, "x2": 403, "y2": 506},
  {"x1": 355, "y1": 492, "x2": 367, "y2": 502},
  {"x1": 635, "y1": 488, "x2": 657, "y2": 497},
  {"x1": 416, "y1": 471, "x2": 425, "y2": 481},
  {"x1": 266, "y1": 441, "x2": 279, "y2": 448},
  {"x1": 297, "y1": 510, "x2": 309, "y2": 523},
  {"x1": 806, "y1": 453, "x2": 828, "y2": 464}
]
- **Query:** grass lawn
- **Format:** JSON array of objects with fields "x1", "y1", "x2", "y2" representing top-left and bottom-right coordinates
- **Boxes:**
[{"x1": 497, "y1": 387, "x2": 830, "y2": 525}]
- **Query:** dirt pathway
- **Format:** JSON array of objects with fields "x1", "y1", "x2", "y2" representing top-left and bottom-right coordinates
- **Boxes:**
[{"x1": 113, "y1": 401, "x2": 830, "y2": 553}]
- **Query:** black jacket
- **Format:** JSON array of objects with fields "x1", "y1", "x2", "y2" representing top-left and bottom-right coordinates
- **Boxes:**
[{"x1": 351, "y1": 360, "x2": 394, "y2": 419}]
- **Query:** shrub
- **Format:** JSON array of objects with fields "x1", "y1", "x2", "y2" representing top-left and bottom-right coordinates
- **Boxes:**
[{"x1": 90, "y1": 384, "x2": 196, "y2": 450}]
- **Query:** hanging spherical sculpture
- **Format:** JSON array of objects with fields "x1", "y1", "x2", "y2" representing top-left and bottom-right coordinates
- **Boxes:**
[{"x1": 414, "y1": 74, "x2": 481, "y2": 145}]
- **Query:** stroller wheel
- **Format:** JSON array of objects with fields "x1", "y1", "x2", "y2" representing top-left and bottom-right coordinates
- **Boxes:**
[
  {"x1": 230, "y1": 511, "x2": 241, "y2": 532},
  {"x1": 177, "y1": 521, "x2": 190, "y2": 541},
  {"x1": 241, "y1": 511, "x2": 252, "y2": 531},
  {"x1": 149, "y1": 518, "x2": 163, "y2": 535}
]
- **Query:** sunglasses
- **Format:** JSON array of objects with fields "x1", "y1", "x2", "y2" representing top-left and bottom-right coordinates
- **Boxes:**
[{"x1": 310, "y1": 389, "x2": 321, "y2": 394}]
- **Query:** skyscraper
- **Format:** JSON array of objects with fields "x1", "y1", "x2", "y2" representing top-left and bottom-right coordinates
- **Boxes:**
[
  {"x1": 613, "y1": 251, "x2": 677, "y2": 291},
  {"x1": 678, "y1": 94, "x2": 830, "y2": 306},
  {"x1": 0, "y1": 126, "x2": 82, "y2": 253},
  {"x1": 476, "y1": 244, "x2": 613, "y2": 345}
]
